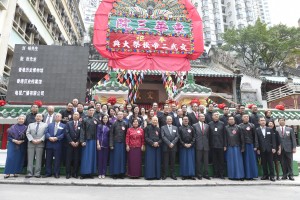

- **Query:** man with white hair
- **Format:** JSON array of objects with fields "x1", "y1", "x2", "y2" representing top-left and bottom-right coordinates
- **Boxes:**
[
  {"x1": 43, "y1": 106, "x2": 56, "y2": 125},
  {"x1": 161, "y1": 116, "x2": 179, "y2": 180},
  {"x1": 26, "y1": 114, "x2": 48, "y2": 178}
]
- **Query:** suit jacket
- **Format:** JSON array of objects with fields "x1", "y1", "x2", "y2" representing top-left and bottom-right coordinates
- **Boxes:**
[
  {"x1": 45, "y1": 122, "x2": 65, "y2": 149},
  {"x1": 188, "y1": 112, "x2": 199, "y2": 126},
  {"x1": 174, "y1": 116, "x2": 183, "y2": 128},
  {"x1": 161, "y1": 124, "x2": 179, "y2": 152},
  {"x1": 26, "y1": 122, "x2": 48, "y2": 148},
  {"x1": 65, "y1": 121, "x2": 82, "y2": 143},
  {"x1": 193, "y1": 122, "x2": 209, "y2": 151},
  {"x1": 256, "y1": 127, "x2": 276, "y2": 152},
  {"x1": 43, "y1": 113, "x2": 57, "y2": 124},
  {"x1": 276, "y1": 126, "x2": 297, "y2": 153}
]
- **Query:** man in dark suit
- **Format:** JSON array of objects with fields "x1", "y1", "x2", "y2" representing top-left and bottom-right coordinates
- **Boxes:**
[
  {"x1": 193, "y1": 113, "x2": 210, "y2": 180},
  {"x1": 158, "y1": 104, "x2": 173, "y2": 127},
  {"x1": 161, "y1": 116, "x2": 179, "y2": 180},
  {"x1": 174, "y1": 109, "x2": 184, "y2": 128},
  {"x1": 65, "y1": 112, "x2": 82, "y2": 179},
  {"x1": 188, "y1": 103, "x2": 199, "y2": 126},
  {"x1": 205, "y1": 103, "x2": 214, "y2": 124},
  {"x1": 250, "y1": 105, "x2": 262, "y2": 128},
  {"x1": 219, "y1": 106, "x2": 230, "y2": 126},
  {"x1": 43, "y1": 106, "x2": 56, "y2": 125},
  {"x1": 44, "y1": 113, "x2": 65, "y2": 178},
  {"x1": 256, "y1": 117, "x2": 276, "y2": 181},
  {"x1": 208, "y1": 112, "x2": 226, "y2": 179},
  {"x1": 277, "y1": 118, "x2": 297, "y2": 181},
  {"x1": 152, "y1": 102, "x2": 163, "y2": 117}
]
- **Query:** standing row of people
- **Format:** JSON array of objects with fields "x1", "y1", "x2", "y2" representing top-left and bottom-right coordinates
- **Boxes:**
[{"x1": 3, "y1": 101, "x2": 297, "y2": 181}]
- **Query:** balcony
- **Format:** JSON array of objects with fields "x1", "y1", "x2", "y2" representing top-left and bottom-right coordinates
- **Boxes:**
[{"x1": 267, "y1": 83, "x2": 300, "y2": 102}]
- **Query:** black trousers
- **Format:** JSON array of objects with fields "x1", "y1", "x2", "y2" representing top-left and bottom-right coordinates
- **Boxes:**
[
  {"x1": 65, "y1": 144, "x2": 80, "y2": 175},
  {"x1": 281, "y1": 149, "x2": 293, "y2": 177},
  {"x1": 261, "y1": 151, "x2": 274, "y2": 177},
  {"x1": 196, "y1": 150, "x2": 209, "y2": 177},
  {"x1": 212, "y1": 148, "x2": 224, "y2": 177},
  {"x1": 162, "y1": 150, "x2": 176, "y2": 177}
]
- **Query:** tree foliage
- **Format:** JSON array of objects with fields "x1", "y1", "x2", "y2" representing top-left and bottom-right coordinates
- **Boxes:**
[{"x1": 221, "y1": 19, "x2": 300, "y2": 72}]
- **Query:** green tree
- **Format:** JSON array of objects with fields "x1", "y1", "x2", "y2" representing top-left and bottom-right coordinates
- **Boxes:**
[{"x1": 222, "y1": 19, "x2": 300, "y2": 73}]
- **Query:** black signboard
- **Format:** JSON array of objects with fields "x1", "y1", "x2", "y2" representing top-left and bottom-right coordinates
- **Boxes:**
[{"x1": 6, "y1": 44, "x2": 89, "y2": 104}]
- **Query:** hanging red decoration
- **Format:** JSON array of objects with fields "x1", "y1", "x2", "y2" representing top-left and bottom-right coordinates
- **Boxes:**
[
  {"x1": 107, "y1": 96, "x2": 117, "y2": 105},
  {"x1": 93, "y1": 0, "x2": 204, "y2": 71},
  {"x1": 34, "y1": 100, "x2": 43, "y2": 108},
  {"x1": 190, "y1": 98, "x2": 201, "y2": 106},
  {"x1": 247, "y1": 104, "x2": 254, "y2": 109},
  {"x1": 275, "y1": 104, "x2": 285, "y2": 111},
  {"x1": 0, "y1": 100, "x2": 6, "y2": 107},
  {"x1": 218, "y1": 103, "x2": 226, "y2": 110}
]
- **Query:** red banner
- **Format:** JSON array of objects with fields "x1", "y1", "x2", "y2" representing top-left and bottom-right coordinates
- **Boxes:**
[{"x1": 108, "y1": 32, "x2": 192, "y2": 54}]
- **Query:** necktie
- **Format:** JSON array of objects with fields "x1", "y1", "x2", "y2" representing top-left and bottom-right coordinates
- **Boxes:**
[
  {"x1": 54, "y1": 123, "x2": 58, "y2": 136},
  {"x1": 168, "y1": 125, "x2": 172, "y2": 133},
  {"x1": 46, "y1": 115, "x2": 51, "y2": 124},
  {"x1": 202, "y1": 123, "x2": 204, "y2": 135},
  {"x1": 74, "y1": 121, "x2": 77, "y2": 129},
  {"x1": 35, "y1": 123, "x2": 40, "y2": 135}
]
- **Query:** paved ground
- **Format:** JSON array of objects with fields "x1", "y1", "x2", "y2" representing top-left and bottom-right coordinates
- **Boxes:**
[
  {"x1": 1, "y1": 174, "x2": 300, "y2": 187},
  {"x1": 0, "y1": 184, "x2": 299, "y2": 200}
]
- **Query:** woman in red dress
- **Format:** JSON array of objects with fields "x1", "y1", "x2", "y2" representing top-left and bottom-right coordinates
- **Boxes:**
[{"x1": 126, "y1": 118, "x2": 145, "y2": 178}]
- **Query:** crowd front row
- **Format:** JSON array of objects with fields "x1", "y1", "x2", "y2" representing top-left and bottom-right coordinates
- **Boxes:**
[{"x1": 4, "y1": 105, "x2": 297, "y2": 181}]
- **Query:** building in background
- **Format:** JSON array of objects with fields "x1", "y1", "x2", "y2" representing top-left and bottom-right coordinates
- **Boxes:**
[
  {"x1": 0, "y1": 0, "x2": 85, "y2": 98},
  {"x1": 190, "y1": 0, "x2": 271, "y2": 47},
  {"x1": 79, "y1": 0, "x2": 101, "y2": 43}
]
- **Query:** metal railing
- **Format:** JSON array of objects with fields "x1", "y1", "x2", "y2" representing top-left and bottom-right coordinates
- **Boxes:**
[{"x1": 266, "y1": 83, "x2": 300, "y2": 102}]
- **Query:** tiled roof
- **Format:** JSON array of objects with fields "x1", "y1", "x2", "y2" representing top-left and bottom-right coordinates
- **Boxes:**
[
  {"x1": 88, "y1": 60, "x2": 239, "y2": 77},
  {"x1": 261, "y1": 76, "x2": 287, "y2": 84},
  {"x1": 176, "y1": 74, "x2": 212, "y2": 94},
  {"x1": 94, "y1": 71, "x2": 128, "y2": 91}
]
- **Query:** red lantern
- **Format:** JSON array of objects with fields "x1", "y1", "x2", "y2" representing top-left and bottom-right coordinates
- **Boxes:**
[
  {"x1": 275, "y1": 104, "x2": 285, "y2": 111},
  {"x1": 107, "y1": 96, "x2": 117, "y2": 105},
  {"x1": 34, "y1": 100, "x2": 43, "y2": 108},
  {"x1": 0, "y1": 100, "x2": 6, "y2": 107}
]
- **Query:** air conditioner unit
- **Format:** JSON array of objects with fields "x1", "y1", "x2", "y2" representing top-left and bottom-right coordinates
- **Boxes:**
[
  {"x1": 58, "y1": 34, "x2": 65, "y2": 41},
  {"x1": 47, "y1": 14, "x2": 55, "y2": 23},
  {"x1": 39, "y1": 0, "x2": 45, "y2": 8},
  {"x1": 15, "y1": 6, "x2": 23, "y2": 16},
  {"x1": 34, "y1": 33, "x2": 40, "y2": 40},
  {"x1": 26, "y1": 23, "x2": 37, "y2": 33}
]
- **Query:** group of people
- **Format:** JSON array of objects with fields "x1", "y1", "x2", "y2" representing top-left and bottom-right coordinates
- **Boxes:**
[{"x1": 3, "y1": 99, "x2": 298, "y2": 181}]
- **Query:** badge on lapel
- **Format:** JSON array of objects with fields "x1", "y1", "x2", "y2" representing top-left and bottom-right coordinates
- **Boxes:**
[
  {"x1": 232, "y1": 130, "x2": 237, "y2": 135},
  {"x1": 94, "y1": 120, "x2": 97, "y2": 124},
  {"x1": 246, "y1": 127, "x2": 250, "y2": 131},
  {"x1": 122, "y1": 126, "x2": 125, "y2": 130},
  {"x1": 188, "y1": 129, "x2": 191, "y2": 133}
]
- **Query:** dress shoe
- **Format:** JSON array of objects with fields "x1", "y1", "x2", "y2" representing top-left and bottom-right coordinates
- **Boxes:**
[
  {"x1": 43, "y1": 175, "x2": 52, "y2": 178},
  {"x1": 66, "y1": 174, "x2": 71, "y2": 179},
  {"x1": 72, "y1": 174, "x2": 78, "y2": 179},
  {"x1": 25, "y1": 175, "x2": 33, "y2": 178},
  {"x1": 288, "y1": 176, "x2": 295, "y2": 181},
  {"x1": 261, "y1": 176, "x2": 269, "y2": 180},
  {"x1": 112, "y1": 176, "x2": 117, "y2": 179},
  {"x1": 276, "y1": 176, "x2": 280, "y2": 180},
  {"x1": 270, "y1": 177, "x2": 275, "y2": 182},
  {"x1": 190, "y1": 177, "x2": 196, "y2": 180},
  {"x1": 54, "y1": 174, "x2": 60, "y2": 179},
  {"x1": 203, "y1": 176, "x2": 211, "y2": 180},
  {"x1": 197, "y1": 176, "x2": 202, "y2": 180},
  {"x1": 35, "y1": 175, "x2": 41, "y2": 178},
  {"x1": 281, "y1": 176, "x2": 288, "y2": 180},
  {"x1": 161, "y1": 176, "x2": 167, "y2": 180},
  {"x1": 171, "y1": 176, "x2": 177, "y2": 180},
  {"x1": 181, "y1": 177, "x2": 186, "y2": 180}
]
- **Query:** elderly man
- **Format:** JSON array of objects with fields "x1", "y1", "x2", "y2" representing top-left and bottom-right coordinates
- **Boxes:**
[
  {"x1": 161, "y1": 116, "x2": 179, "y2": 180},
  {"x1": 72, "y1": 98, "x2": 79, "y2": 112},
  {"x1": 44, "y1": 113, "x2": 65, "y2": 178},
  {"x1": 43, "y1": 106, "x2": 56, "y2": 125},
  {"x1": 26, "y1": 114, "x2": 48, "y2": 178}
]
